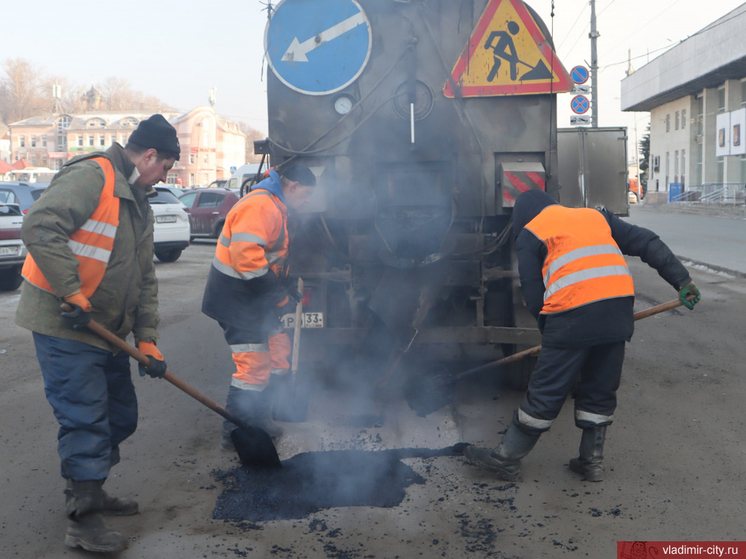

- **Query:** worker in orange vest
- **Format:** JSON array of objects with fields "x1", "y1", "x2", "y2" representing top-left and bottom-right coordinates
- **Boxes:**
[
  {"x1": 201, "y1": 164, "x2": 316, "y2": 448},
  {"x1": 465, "y1": 189, "x2": 701, "y2": 482},
  {"x1": 15, "y1": 115, "x2": 180, "y2": 553}
]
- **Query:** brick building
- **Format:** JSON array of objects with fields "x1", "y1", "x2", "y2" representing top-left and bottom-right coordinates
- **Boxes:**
[{"x1": 7, "y1": 106, "x2": 246, "y2": 187}]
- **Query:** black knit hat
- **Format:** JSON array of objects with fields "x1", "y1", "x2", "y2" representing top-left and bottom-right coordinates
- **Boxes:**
[
  {"x1": 280, "y1": 163, "x2": 316, "y2": 187},
  {"x1": 129, "y1": 114, "x2": 181, "y2": 160}
]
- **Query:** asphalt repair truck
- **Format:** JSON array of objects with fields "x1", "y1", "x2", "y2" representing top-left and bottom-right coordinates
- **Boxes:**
[{"x1": 251, "y1": 0, "x2": 629, "y2": 391}]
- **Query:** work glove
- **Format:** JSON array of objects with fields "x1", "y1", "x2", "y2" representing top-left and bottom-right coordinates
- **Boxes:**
[
  {"x1": 60, "y1": 292, "x2": 92, "y2": 331},
  {"x1": 137, "y1": 341, "x2": 167, "y2": 379},
  {"x1": 286, "y1": 288, "x2": 302, "y2": 306},
  {"x1": 678, "y1": 282, "x2": 702, "y2": 310}
]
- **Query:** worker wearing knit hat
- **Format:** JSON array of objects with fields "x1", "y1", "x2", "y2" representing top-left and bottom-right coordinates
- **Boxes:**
[{"x1": 128, "y1": 114, "x2": 181, "y2": 160}]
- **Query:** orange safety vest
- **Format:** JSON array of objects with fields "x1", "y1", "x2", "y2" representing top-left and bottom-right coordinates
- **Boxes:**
[
  {"x1": 22, "y1": 157, "x2": 120, "y2": 298},
  {"x1": 524, "y1": 205, "x2": 634, "y2": 314},
  {"x1": 211, "y1": 189, "x2": 288, "y2": 281}
]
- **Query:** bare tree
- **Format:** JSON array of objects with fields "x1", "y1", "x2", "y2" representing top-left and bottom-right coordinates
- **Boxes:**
[
  {"x1": 0, "y1": 59, "x2": 173, "y2": 124},
  {"x1": 98, "y1": 77, "x2": 170, "y2": 112},
  {"x1": 238, "y1": 121, "x2": 266, "y2": 163},
  {"x1": 0, "y1": 58, "x2": 45, "y2": 124}
]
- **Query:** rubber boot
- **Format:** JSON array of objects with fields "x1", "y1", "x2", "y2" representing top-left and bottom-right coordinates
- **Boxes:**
[
  {"x1": 64, "y1": 480, "x2": 129, "y2": 552},
  {"x1": 464, "y1": 419, "x2": 541, "y2": 481},
  {"x1": 65, "y1": 479, "x2": 138, "y2": 516},
  {"x1": 221, "y1": 386, "x2": 283, "y2": 449},
  {"x1": 267, "y1": 373, "x2": 291, "y2": 421},
  {"x1": 569, "y1": 425, "x2": 607, "y2": 482},
  {"x1": 249, "y1": 388, "x2": 284, "y2": 439}
]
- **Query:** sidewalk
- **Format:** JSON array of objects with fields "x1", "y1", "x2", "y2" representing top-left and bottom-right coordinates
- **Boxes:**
[{"x1": 624, "y1": 205, "x2": 746, "y2": 277}]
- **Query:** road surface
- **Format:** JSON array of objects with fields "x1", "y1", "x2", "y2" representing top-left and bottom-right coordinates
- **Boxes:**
[{"x1": 0, "y1": 228, "x2": 743, "y2": 558}]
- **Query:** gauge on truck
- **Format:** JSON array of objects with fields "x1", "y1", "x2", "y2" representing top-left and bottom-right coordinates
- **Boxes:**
[{"x1": 334, "y1": 95, "x2": 354, "y2": 115}]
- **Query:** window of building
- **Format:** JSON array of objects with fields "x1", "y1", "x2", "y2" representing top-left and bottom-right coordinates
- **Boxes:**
[
  {"x1": 87, "y1": 118, "x2": 106, "y2": 128},
  {"x1": 666, "y1": 114, "x2": 670, "y2": 133},
  {"x1": 681, "y1": 108, "x2": 687, "y2": 129},
  {"x1": 718, "y1": 87, "x2": 725, "y2": 113},
  {"x1": 189, "y1": 154, "x2": 195, "y2": 165},
  {"x1": 42, "y1": 136, "x2": 47, "y2": 148},
  {"x1": 88, "y1": 135, "x2": 94, "y2": 147},
  {"x1": 110, "y1": 135, "x2": 116, "y2": 145},
  {"x1": 77, "y1": 135, "x2": 83, "y2": 147},
  {"x1": 18, "y1": 136, "x2": 25, "y2": 148},
  {"x1": 121, "y1": 134, "x2": 128, "y2": 144},
  {"x1": 58, "y1": 136, "x2": 67, "y2": 151},
  {"x1": 204, "y1": 154, "x2": 208, "y2": 163},
  {"x1": 31, "y1": 135, "x2": 37, "y2": 148},
  {"x1": 189, "y1": 173, "x2": 195, "y2": 185},
  {"x1": 99, "y1": 134, "x2": 105, "y2": 147},
  {"x1": 665, "y1": 152, "x2": 670, "y2": 187},
  {"x1": 675, "y1": 111, "x2": 679, "y2": 130},
  {"x1": 121, "y1": 117, "x2": 138, "y2": 127},
  {"x1": 57, "y1": 115, "x2": 72, "y2": 131},
  {"x1": 681, "y1": 149, "x2": 686, "y2": 187}
]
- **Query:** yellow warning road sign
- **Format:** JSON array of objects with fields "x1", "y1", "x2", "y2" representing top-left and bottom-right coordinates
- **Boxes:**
[{"x1": 444, "y1": 0, "x2": 572, "y2": 98}]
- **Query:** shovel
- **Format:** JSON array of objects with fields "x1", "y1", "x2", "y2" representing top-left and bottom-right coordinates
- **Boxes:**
[
  {"x1": 273, "y1": 278, "x2": 310, "y2": 422},
  {"x1": 61, "y1": 304, "x2": 281, "y2": 469},
  {"x1": 404, "y1": 298, "x2": 689, "y2": 417}
]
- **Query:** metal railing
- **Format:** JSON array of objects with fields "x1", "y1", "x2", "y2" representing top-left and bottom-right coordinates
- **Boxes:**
[{"x1": 671, "y1": 183, "x2": 745, "y2": 205}]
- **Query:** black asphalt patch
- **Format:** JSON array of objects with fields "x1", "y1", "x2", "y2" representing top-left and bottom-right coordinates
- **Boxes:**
[{"x1": 213, "y1": 444, "x2": 467, "y2": 522}]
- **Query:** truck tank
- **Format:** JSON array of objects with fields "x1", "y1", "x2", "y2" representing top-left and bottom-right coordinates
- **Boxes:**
[{"x1": 257, "y1": 0, "x2": 574, "y2": 389}]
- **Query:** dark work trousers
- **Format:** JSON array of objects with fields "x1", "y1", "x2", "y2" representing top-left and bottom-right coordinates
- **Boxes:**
[
  {"x1": 33, "y1": 333, "x2": 137, "y2": 481},
  {"x1": 519, "y1": 342, "x2": 626, "y2": 434}
]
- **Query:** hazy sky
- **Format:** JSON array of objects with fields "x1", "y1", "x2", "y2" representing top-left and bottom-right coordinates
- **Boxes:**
[{"x1": 2, "y1": 0, "x2": 744, "y2": 159}]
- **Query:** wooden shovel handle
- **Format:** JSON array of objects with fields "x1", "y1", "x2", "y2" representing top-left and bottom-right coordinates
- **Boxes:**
[
  {"x1": 458, "y1": 298, "x2": 686, "y2": 380},
  {"x1": 60, "y1": 303, "x2": 246, "y2": 428},
  {"x1": 291, "y1": 278, "x2": 303, "y2": 375}
]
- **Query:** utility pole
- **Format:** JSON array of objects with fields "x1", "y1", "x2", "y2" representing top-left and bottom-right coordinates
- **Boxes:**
[{"x1": 589, "y1": 0, "x2": 599, "y2": 127}]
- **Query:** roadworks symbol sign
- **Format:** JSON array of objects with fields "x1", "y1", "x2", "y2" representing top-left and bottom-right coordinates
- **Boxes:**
[{"x1": 444, "y1": 0, "x2": 572, "y2": 98}]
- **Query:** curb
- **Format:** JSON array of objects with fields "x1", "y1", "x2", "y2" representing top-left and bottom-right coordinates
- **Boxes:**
[{"x1": 676, "y1": 255, "x2": 746, "y2": 280}]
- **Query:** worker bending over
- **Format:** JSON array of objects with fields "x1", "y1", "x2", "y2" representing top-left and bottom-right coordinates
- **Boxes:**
[
  {"x1": 465, "y1": 189, "x2": 701, "y2": 482},
  {"x1": 16, "y1": 115, "x2": 179, "y2": 552},
  {"x1": 202, "y1": 164, "x2": 316, "y2": 448}
]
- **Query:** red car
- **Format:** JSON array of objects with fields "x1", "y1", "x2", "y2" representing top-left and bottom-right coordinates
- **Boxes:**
[{"x1": 178, "y1": 188, "x2": 240, "y2": 240}]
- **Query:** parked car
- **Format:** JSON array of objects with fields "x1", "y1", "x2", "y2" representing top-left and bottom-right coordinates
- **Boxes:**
[
  {"x1": 207, "y1": 179, "x2": 227, "y2": 188},
  {"x1": 149, "y1": 186, "x2": 191, "y2": 262},
  {"x1": 0, "y1": 201, "x2": 26, "y2": 291},
  {"x1": 158, "y1": 184, "x2": 188, "y2": 199},
  {"x1": 0, "y1": 181, "x2": 49, "y2": 213},
  {"x1": 225, "y1": 164, "x2": 262, "y2": 191},
  {"x1": 178, "y1": 187, "x2": 240, "y2": 239}
]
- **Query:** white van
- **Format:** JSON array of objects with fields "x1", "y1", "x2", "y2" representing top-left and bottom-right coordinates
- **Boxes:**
[{"x1": 225, "y1": 164, "x2": 262, "y2": 191}]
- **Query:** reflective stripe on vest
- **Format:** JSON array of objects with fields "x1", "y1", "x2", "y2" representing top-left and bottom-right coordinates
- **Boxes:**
[
  {"x1": 22, "y1": 157, "x2": 120, "y2": 298},
  {"x1": 212, "y1": 189, "x2": 288, "y2": 281},
  {"x1": 524, "y1": 205, "x2": 634, "y2": 314}
]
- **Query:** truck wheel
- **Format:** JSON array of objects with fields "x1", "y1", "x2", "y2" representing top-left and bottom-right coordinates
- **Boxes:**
[
  {"x1": 0, "y1": 266, "x2": 23, "y2": 291},
  {"x1": 155, "y1": 249, "x2": 182, "y2": 263}
]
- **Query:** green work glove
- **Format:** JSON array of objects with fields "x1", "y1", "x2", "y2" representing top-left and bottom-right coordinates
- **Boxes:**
[{"x1": 678, "y1": 282, "x2": 701, "y2": 310}]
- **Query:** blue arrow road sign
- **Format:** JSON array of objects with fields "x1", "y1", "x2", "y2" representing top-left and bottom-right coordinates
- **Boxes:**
[
  {"x1": 570, "y1": 65, "x2": 589, "y2": 85},
  {"x1": 571, "y1": 95, "x2": 590, "y2": 114},
  {"x1": 265, "y1": 0, "x2": 372, "y2": 96}
]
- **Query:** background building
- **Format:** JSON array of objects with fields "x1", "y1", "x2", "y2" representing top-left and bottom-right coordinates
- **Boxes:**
[
  {"x1": 7, "y1": 106, "x2": 246, "y2": 187},
  {"x1": 621, "y1": 4, "x2": 746, "y2": 202}
]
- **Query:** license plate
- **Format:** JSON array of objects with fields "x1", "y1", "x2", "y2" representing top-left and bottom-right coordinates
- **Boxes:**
[
  {"x1": 0, "y1": 246, "x2": 19, "y2": 256},
  {"x1": 281, "y1": 312, "x2": 324, "y2": 329},
  {"x1": 156, "y1": 215, "x2": 178, "y2": 223}
]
